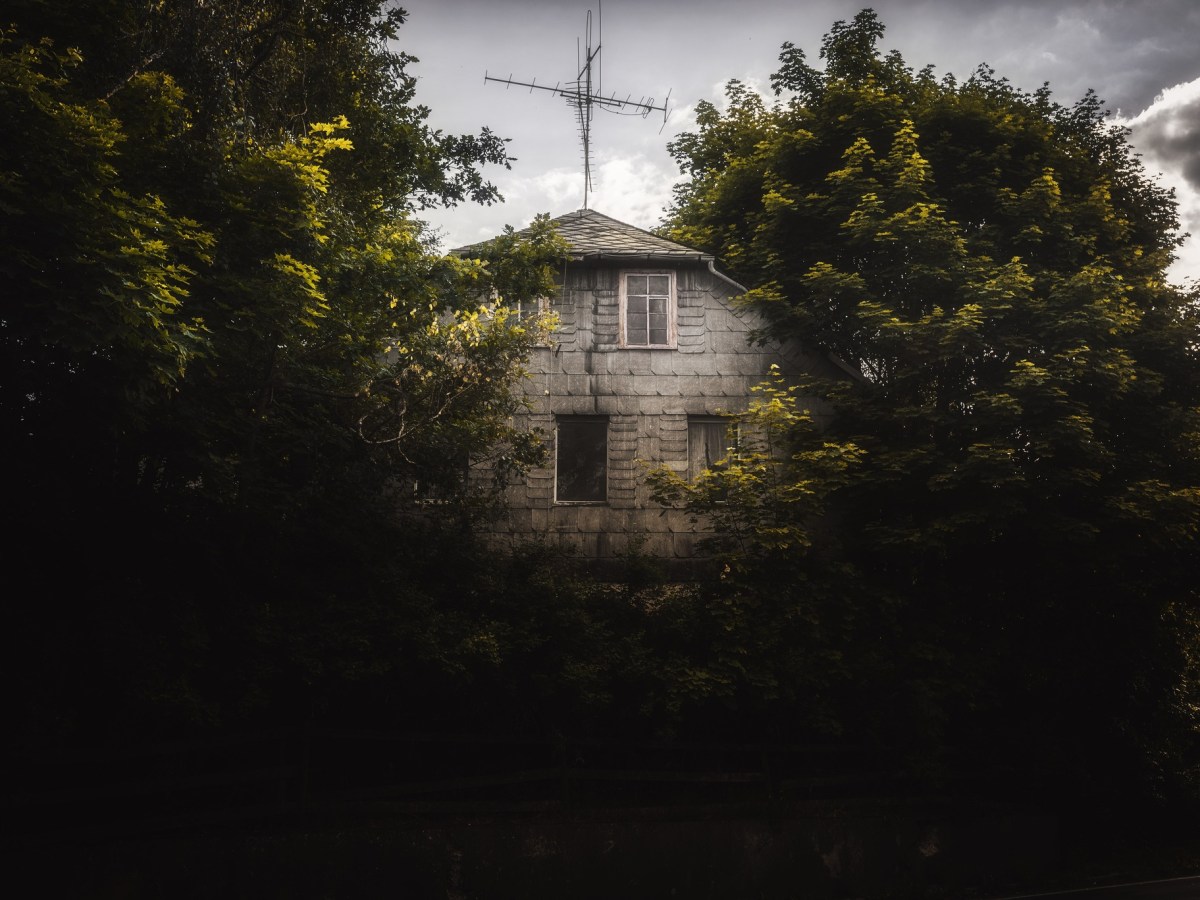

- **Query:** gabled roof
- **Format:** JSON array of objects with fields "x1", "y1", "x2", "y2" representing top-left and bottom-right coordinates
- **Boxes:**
[
  {"x1": 452, "y1": 208, "x2": 862, "y2": 382},
  {"x1": 547, "y1": 209, "x2": 711, "y2": 260},
  {"x1": 454, "y1": 208, "x2": 713, "y2": 263}
]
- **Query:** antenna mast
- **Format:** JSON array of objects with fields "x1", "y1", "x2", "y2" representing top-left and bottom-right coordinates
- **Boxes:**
[{"x1": 485, "y1": 3, "x2": 670, "y2": 209}]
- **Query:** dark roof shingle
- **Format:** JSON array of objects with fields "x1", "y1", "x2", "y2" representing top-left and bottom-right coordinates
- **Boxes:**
[{"x1": 454, "y1": 208, "x2": 710, "y2": 261}]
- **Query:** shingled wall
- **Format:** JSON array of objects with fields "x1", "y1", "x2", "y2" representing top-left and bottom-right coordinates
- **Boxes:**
[
  {"x1": 482, "y1": 259, "x2": 827, "y2": 563},
  {"x1": 451, "y1": 208, "x2": 847, "y2": 566}
]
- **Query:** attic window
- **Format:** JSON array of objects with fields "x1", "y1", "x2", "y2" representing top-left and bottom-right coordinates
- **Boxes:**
[
  {"x1": 620, "y1": 272, "x2": 675, "y2": 348},
  {"x1": 488, "y1": 289, "x2": 546, "y2": 324},
  {"x1": 514, "y1": 295, "x2": 548, "y2": 322}
]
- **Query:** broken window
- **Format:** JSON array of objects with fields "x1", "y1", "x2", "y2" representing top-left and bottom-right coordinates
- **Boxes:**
[
  {"x1": 621, "y1": 272, "x2": 674, "y2": 347},
  {"x1": 556, "y1": 416, "x2": 608, "y2": 502},
  {"x1": 688, "y1": 417, "x2": 737, "y2": 484}
]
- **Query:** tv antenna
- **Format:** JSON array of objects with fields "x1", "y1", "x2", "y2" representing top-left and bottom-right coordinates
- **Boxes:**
[{"x1": 485, "y1": 3, "x2": 670, "y2": 209}]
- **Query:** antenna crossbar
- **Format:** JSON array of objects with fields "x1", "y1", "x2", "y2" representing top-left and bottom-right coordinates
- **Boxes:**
[
  {"x1": 484, "y1": 74, "x2": 667, "y2": 117},
  {"x1": 483, "y1": 3, "x2": 670, "y2": 209}
]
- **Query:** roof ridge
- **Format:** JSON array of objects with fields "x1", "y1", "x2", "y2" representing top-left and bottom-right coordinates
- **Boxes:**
[
  {"x1": 551, "y1": 208, "x2": 696, "y2": 253},
  {"x1": 453, "y1": 208, "x2": 707, "y2": 260}
]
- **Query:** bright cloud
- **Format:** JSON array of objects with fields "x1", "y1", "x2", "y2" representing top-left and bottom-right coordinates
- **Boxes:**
[
  {"x1": 586, "y1": 155, "x2": 679, "y2": 231},
  {"x1": 1120, "y1": 78, "x2": 1200, "y2": 188},
  {"x1": 1117, "y1": 77, "x2": 1200, "y2": 285}
]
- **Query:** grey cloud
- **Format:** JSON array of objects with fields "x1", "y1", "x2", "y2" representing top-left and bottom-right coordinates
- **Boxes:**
[
  {"x1": 878, "y1": 0, "x2": 1200, "y2": 112},
  {"x1": 1131, "y1": 87, "x2": 1200, "y2": 190}
]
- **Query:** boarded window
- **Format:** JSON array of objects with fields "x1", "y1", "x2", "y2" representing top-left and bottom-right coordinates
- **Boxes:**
[
  {"x1": 623, "y1": 273, "x2": 673, "y2": 347},
  {"x1": 556, "y1": 417, "x2": 608, "y2": 502},
  {"x1": 688, "y1": 417, "x2": 736, "y2": 483}
]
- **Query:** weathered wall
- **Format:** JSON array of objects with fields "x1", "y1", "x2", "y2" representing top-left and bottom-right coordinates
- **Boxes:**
[{"x1": 483, "y1": 261, "x2": 831, "y2": 561}]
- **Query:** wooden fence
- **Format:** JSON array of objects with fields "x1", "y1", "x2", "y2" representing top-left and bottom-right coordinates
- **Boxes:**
[{"x1": 9, "y1": 729, "x2": 917, "y2": 842}]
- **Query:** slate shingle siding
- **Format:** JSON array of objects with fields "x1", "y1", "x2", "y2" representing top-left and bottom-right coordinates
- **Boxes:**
[{"x1": 456, "y1": 209, "x2": 839, "y2": 562}]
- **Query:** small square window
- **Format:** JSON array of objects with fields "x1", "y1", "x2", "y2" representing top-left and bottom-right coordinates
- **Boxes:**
[
  {"x1": 486, "y1": 290, "x2": 548, "y2": 325},
  {"x1": 556, "y1": 416, "x2": 608, "y2": 502},
  {"x1": 514, "y1": 296, "x2": 549, "y2": 322}
]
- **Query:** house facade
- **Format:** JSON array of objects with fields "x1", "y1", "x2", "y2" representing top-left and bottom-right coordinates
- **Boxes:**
[{"x1": 461, "y1": 209, "x2": 844, "y2": 562}]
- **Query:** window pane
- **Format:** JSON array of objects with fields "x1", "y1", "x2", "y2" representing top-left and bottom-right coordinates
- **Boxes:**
[
  {"x1": 557, "y1": 418, "x2": 608, "y2": 502},
  {"x1": 688, "y1": 418, "x2": 734, "y2": 482},
  {"x1": 624, "y1": 272, "x2": 673, "y2": 347},
  {"x1": 648, "y1": 312, "x2": 668, "y2": 344},
  {"x1": 627, "y1": 313, "x2": 647, "y2": 344}
]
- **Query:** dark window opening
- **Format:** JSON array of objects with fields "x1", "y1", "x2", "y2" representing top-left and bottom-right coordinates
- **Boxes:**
[{"x1": 556, "y1": 417, "x2": 608, "y2": 502}]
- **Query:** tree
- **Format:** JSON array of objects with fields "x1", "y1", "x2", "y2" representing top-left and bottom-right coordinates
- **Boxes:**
[
  {"x1": 1, "y1": 1, "x2": 566, "y2": 741},
  {"x1": 662, "y1": 10, "x2": 1200, "y2": 801},
  {"x1": 2, "y1": 1, "x2": 558, "y2": 517}
]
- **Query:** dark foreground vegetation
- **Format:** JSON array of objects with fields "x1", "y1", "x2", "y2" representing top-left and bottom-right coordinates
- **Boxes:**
[{"x1": 3, "y1": 3, "x2": 1198, "y2": 891}]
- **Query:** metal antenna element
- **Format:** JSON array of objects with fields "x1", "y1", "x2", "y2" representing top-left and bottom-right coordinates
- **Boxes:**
[{"x1": 484, "y1": 3, "x2": 670, "y2": 209}]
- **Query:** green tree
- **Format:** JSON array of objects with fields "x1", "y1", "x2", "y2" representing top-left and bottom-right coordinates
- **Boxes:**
[
  {"x1": 1, "y1": 1, "x2": 565, "y2": 741},
  {"x1": 663, "y1": 10, "x2": 1200, "y2": 800},
  {"x1": 4, "y1": 1, "x2": 556, "y2": 514}
]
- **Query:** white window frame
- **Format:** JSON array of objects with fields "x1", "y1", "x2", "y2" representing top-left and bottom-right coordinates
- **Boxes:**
[
  {"x1": 516, "y1": 295, "x2": 554, "y2": 347},
  {"x1": 484, "y1": 289, "x2": 548, "y2": 323},
  {"x1": 514, "y1": 295, "x2": 550, "y2": 323},
  {"x1": 619, "y1": 271, "x2": 677, "y2": 349},
  {"x1": 485, "y1": 292, "x2": 554, "y2": 346}
]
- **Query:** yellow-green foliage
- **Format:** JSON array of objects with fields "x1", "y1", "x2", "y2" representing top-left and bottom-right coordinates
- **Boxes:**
[
  {"x1": 662, "y1": 8, "x2": 1200, "y2": 797},
  {"x1": 648, "y1": 365, "x2": 863, "y2": 570}
]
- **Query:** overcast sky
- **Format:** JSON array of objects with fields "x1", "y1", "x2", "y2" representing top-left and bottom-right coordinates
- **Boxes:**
[{"x1": 396, "y1": 0, "x2": 1200, "y2": 285}]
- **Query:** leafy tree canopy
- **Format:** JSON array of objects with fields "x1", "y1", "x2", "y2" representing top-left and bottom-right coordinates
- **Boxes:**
[
  {"x1": 1, "y1": 0, "x2": 567, "y2": 520},
  {"x1": 661, "y1": 9, "x2": 1200, "y2": 801},
  {"x1": 1, "y1": 0, "x2": 567, "y2": 741}
]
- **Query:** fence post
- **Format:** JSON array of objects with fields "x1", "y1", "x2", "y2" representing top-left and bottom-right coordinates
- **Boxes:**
[
  {"x1": 278, "y1": 730, "x2": 289, "y2": 810},
  {"x1": 762, "y1": 744, "x2": 776, "y2": 801},
  {"x1": 301, "y1": 717, "x2": 312, "y2": 808},
  {"x1": 557, "y1": 736, "x2": 571, "y2": 808}
]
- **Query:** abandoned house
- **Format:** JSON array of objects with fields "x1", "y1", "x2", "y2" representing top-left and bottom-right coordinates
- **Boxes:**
[{"x1": 457, "y1": 208, "x2": 848, "y2": 563}]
